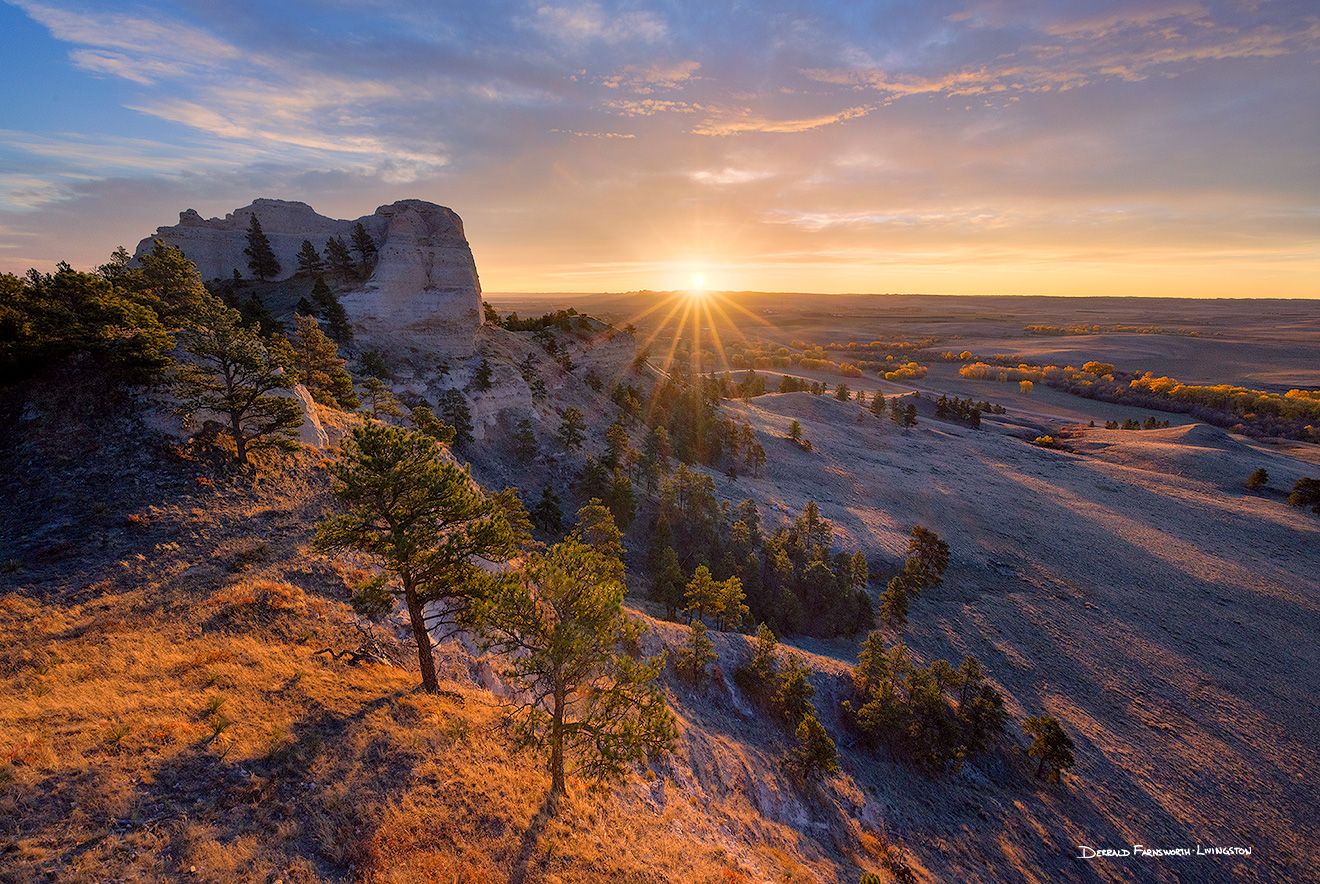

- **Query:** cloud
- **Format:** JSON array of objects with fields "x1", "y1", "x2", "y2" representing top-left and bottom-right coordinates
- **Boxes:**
[
  {"x1": 602, "y1": 60, "x2": 700, "y2": 92},
  {"x1": 692, "y1": 104, "x2": 876, "y2": 136},
  {"x1": 606, "y1": 98, "x2": 703, "y2": 116},
  {"x1": 810, "y1": 6, "x2": 1320, "y2": 99},
  {"x1": 689, "y1": 168, "x2": 777, "y2": 186},
  {"x1": 528, "y1": 3, "x2": 666, "y2": 44},
  {"x1": 12, "y1": 0, "x2": 240, "y2": 64}
]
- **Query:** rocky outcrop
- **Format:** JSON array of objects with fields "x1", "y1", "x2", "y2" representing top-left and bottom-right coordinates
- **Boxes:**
[
  {"x1": 338, "y1": 200, "x2": 483, "y2": 358},
  {"x1": 136, "y1": 198, "x2": 483, "y2": 357},
  {"x1": 136, "y1": 199, "x2": 345, "y2": 282}
]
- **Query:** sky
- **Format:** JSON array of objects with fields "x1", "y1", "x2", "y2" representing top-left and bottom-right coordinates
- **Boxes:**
[{"x1": 1, "y1": 0, "x2": 1317, "y2": 298}]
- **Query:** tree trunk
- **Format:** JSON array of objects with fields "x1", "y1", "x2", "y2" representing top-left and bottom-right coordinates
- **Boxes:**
[
  {"x1": 549, "y1": 682, "x2": 566, "y2": 804},
  {"x1": 230, "y1": 411, "x2": 247, "y2": 465},
  {"x1": 1035, "y1": 755, "x2": 1046, "y2": 778},
  {"x1": 404, "y1": 580, "x2": 439, "y2": 693}
]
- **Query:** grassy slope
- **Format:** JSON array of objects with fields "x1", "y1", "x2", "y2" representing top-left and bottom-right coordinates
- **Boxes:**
[
  {"x1": 4, "y1": 364, "x2": 1317, "y2": 884},
  {"x1": 0, "y1": 392, "x2": 903, "y2": 884}
]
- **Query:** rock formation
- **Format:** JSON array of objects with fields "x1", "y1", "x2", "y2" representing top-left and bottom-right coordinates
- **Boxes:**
[{"x1": 136, "y1": 198, "x2": 483, "y2": 357}]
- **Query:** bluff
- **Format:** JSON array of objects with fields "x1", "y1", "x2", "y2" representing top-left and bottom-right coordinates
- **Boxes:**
[{"x1": 135, "y1": 198, "x2": 483, "y2": 356}]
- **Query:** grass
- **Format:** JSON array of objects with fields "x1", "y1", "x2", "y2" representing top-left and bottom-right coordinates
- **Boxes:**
[{"x1": 0, "y1": 447, "x2": 905, "y2": 884}]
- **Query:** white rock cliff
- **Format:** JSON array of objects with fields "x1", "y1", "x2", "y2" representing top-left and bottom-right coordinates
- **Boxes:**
[{"x1": 136, "y1": 198, "x2": 483, "y2": 357}]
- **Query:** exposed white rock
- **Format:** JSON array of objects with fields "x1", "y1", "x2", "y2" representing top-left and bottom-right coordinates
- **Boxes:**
[
  {"x1": 338, "y1": 200, "x2": 483, "y2": 358},
  {"x1": 136, "y1": 198, "x2": 484, "y2": 357},
  {"x1": 137, "y1": 199, "x2": 346, "y2": 282}
]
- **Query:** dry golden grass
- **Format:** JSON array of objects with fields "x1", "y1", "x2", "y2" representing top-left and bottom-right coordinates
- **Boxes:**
[{"x1": 0, "y1": 448, "x2": 901, "y2": 884}]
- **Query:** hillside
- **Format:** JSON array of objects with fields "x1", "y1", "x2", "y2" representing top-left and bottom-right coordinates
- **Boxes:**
[{"x1": 3, "y1": 358, "x2": 1318, "y2": 882}]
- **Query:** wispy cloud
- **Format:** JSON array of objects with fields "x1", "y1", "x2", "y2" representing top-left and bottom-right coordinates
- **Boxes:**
[
  {"x1": 692, "y1": 104, "x2": 876, "y2": 135},
  {"x1": 526, "y1": 2, "x2": 667, "y2": 45},
  {"x1": 1, "y1": 0, "x2": 1316, "y2": 297}
]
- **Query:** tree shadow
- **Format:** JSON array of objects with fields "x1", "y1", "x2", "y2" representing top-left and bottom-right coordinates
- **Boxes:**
[{"x1": 508, "y1": 792, "x2": 556, "y2": 884}]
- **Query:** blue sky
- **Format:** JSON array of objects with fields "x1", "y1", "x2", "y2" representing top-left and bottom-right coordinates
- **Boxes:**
[{"x1": 1, "y1": 0, "x2": 1317, "y2": 296}]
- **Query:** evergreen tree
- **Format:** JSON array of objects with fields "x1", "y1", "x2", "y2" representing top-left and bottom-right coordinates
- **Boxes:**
[
  {"x1": 606, "y1": 470, "x2": 637, "y2": 530},
  {"x1": 409, "y1": 405, "x2": 456, "y2": 446},
  {"x1": 789, "y1": 713, "x2": 841, "y2": 780},
  {"x1": 361, "y1": 377, "x2": 402, "y2": 419},
  {"x1": 1023, "y1": 714, "x2": 1075, "y2": 782},
  {"x1": 296, "y1": 296, "x2": 317, "y2": 317},
  {"x1": 296, "y1": 239, "x2": 324, "y2": 277},
  {"x1": 173, "y1": 298, "x2": 302, "y2": 465},
  {"x1": 650, "y1": 546, "x2": 685, "y2": 617},
  {"x1": 513, "y1": 417, "x2": 538, "y2": 461},
  {"x1": 315, "y1": 423, "x2": 518, "y2": 693},
  {"x1": 903, "y1": 402, "x2": 918, "y2": 429},
  {"x1": 558, "y1": 406, "x2": 586, "y2": 450},
  {"x1": 684, "y1": 565, "x2": 722, "y2": 625},
  {"x1": 788, "y1": 420, "x2": 803, "y2": 442},
  {"x1": 325, "y1": 236, "x2": 356, "y2": 281},
  {"x1": 324, "y1": 297, "x2": 353, "y2": 344},
  {"x1": 773, "y1": 654, "x2": 816, "y2": 725},
  {"x1": 239, "y1": 293, "x2": 283, "y2": 338},
  {"x1": 834, "y1": 383, "x2": 851, "y2": 402},
  {"x1": 311, "y1": 275, "x2": 335, "y2": 311},
  {"x1": 290, "y1": 313, "x2": 359, "y2": 410},
  {"x1": 532, "y1": 486, "x2": 565, "y2": 535},
  {"x1": 480, "y1": 538, "x2": 676, "y2": 808},
  {"x1": 473, "y1": 358, "x2": 493, "y2": 392},
  {"x1": 878, "y1": 573, "x2": 910, "y2": 628},
  {"x1": 676, "y1": 620, "x2": 717, "y2": 687},
  {"x1": 243, "y1": 214, "x2": 281, "y2": 281},
  {"x1": 1288, "y1": 477, "x2": 1320, "y2": 513},
  {"x1": 133, "y1": 239, "x2": 209, "y2": 323},
  {"x1": 573, "y1": 499, "x2": 626, "y2": 569},
  {"x1": 439, "y1": 388, "x2": 475, "y2": 449},
  {"x1": 350, "y1": 222, "x2": 378, "y2": 275}
]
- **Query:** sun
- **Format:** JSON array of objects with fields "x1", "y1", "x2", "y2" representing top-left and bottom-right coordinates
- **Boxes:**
[{"x1": 690, "y1": 273, "x2": 706, "y2": 290}]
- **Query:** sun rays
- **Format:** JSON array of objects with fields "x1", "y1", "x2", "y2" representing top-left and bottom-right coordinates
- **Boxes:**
[{"x1": 620, "y1": 288, "x2": 782, "y2": 381}]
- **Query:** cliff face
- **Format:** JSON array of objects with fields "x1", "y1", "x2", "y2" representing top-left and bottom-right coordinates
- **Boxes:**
[
  {"x1": 135, "y1": 198, "x2": 483, "y2": 357},
  {"x1": 339, "y1": 200, "x2": 482, "y2": 357}
]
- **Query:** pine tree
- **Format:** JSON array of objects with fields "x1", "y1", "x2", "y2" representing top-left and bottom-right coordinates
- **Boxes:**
[
  {"x1": 314, "y1": 423, "x2": 519, "y2": 693},
  {"x1": 513, "y1": 418, "x2": 538, "y2": 461},
  {"x1": 173, "y1": 298, "x2": 302, "y2": 465},
  {"x1": 361, "y1": 377, "x2": 402, "y2": 419},
  {"x1": 878, "y1": 574, "x2": 910, "y2": 628},
  {"x1": 558, "y1": 407, "x2": 586, "y2": 450},
  {"x1": 350, "y1": 222, "x2": 378, "y2": 276},
  {"x1": 788, "y1": 713, "x2": 840, "y2": 780},
  {"x1": 773, "y1": 654, "x2": 816, "y2": 725},
  {"x1": 684, "y1": 565, "x2": 722, "y2": 625},
  {"x1": 472, "y1": 358, "x2": 493, "y2": 392},
  {"x1": 290, "y1": 313, "x2": 358, "y2": 410},
  {"x1": 439, "y1": 388, "x2": 474, "y2": 449},
  {"x1": 532, "y1": 486, "x2": 565, "y2": 535},
  {"x1": 1023, "y1": 714, "x2": 1075, "y2": 782},
  {"x1": 871, "y1": 391, "x2": 886, "y2": 418},
  {"x1": 1245, "y1": 468, "x2": 1268, "y2": 490},
  {"x1": 677, "y1": 620, "x2": 717, "y2": 687},
  {"x1": 311, "y1": 275, "x2": 335, "y2": 311},
  {"x1": 409, "y1": 405, "x2": 456, "y2": 446},
  {"x1": 480, "y1": 538, "x2": 676, "y2": 808},
  {"x1": 296, "y1": 239, "x2": 324, "y2": 277},
  {"x1": 324, "y1": 297, "x2": 353, "y2": 345},
  {"x1": 243, "y1": 214, "x2": 281, "y2": 281},
  {"x1": 650, "y1": 546, "x2": 685, "y2": 617},
  {"x1": 325, "y1": 236, "x2": 356, "y2": 281}
]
